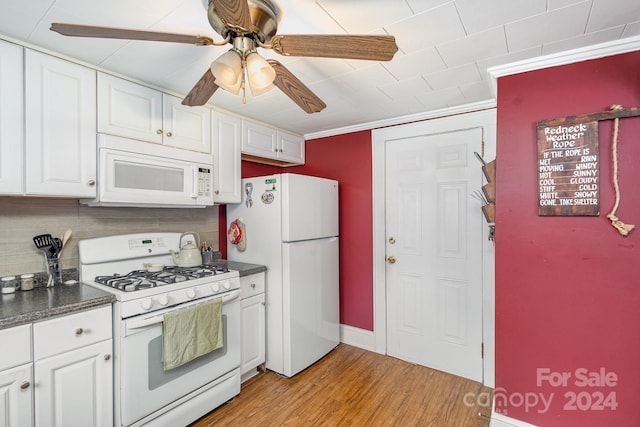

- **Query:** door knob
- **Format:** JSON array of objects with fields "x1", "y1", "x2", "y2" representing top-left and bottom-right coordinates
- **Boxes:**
[
  {"x1": 387, "y1": 256, "x2": 396, "y2": 264},
  {"x1": 388, "y1": 237, "x2": 396, "y2": 244}
]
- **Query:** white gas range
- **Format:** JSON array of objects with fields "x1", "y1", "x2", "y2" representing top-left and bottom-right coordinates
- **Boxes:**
[{"x1": 78, "y1": 233, "x2": 241, "y2": 427}]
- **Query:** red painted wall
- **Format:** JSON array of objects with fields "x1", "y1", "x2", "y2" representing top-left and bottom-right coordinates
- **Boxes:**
[
  {"x1": 495, "y1": 52, "x2": 640, "y2": 426},
  {"x1": 221, "y1": 131, "x2": 375, "y2": 330}
]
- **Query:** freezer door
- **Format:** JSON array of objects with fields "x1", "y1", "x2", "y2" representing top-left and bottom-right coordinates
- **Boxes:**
[
  {"x1": 282, "y1": 237, "x2": 339, "y2": 376},
  {"x1": 281, "y1": 174, "x2": 338, "y2": 242}
]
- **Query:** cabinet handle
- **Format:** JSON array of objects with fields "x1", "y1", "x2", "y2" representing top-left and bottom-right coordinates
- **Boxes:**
[
  {"x1": 166, "y1": 132, "x2": 173, "y2": 137},
  {"x1": 75, "y1": 328, "x2": 83, "y2": 335},
  {"x1": 214, "y1": 190, "x2": 219, "y2": 195},
  {"x1": 261, "y1": 301, "x2": 266, "y2": 306},
  {"x1": 104, "y1": 354, "x2": 111, "y2": 361},
  {"x1": 20, "y1": 381, "x2": 30, "y2": 390},
  {"x1": 279, "y1": 148, "x2": 283, "y2": 152},
  {"x1": 251, "y1": 283, "x2": 256, "y2": 288},
  {"x1": 156, "y1": 129, "x2": 163, "y2": 135},
  {"x1": 273, "y1": 148, "x2": 278, "y2": 152},
  {"x1": 88, "y1": 180, "x2": 96, "y2": 186}
]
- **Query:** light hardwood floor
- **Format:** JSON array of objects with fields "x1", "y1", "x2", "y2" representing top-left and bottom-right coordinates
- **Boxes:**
[{"x1": 190, "y1": 344, "x2": 493, "y2": 426}]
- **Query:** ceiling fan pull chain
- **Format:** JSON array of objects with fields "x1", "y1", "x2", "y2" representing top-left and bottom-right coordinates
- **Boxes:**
[{"x1": 241, "y1": 59, "x2": 247, "y2": 104}]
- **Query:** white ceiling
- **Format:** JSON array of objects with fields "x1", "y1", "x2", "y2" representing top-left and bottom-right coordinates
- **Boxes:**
[{"x1": 1, "y1": 0, "x2": 639, "y2": 137}]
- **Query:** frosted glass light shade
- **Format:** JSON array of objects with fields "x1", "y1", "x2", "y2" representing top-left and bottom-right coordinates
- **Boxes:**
[
  {"x1": 245, "y1": 52, "x2": 276, "y2": 96},
  {"x1": 211, "y1": 50, "x2": 242, "y2": 94}
]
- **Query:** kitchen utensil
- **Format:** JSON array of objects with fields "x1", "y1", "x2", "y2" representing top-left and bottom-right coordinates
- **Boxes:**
[
  {"x1": 53, "y1": 237, "x2": 62, "y2": 257},
  {"x1": 144, "y1": 263, "x2": 165, "y2": 272},
  {"x1": 33, "y1": 234, "x2": 56, "y2": 258},
  {"x1": 170, "y1": 232, "x2": 202, "y2": 267},
  {"x1": 58, "y1": 229, "x2": 72, "y2": 259}
]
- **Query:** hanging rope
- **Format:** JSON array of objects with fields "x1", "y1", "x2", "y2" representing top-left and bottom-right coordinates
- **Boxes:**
[{"x1": 606, "y1": 105, "x2": 635, "y2": 237}]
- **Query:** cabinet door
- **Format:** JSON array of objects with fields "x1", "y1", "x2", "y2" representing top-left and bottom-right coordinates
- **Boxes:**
[
  {"x1": 0, "y1": 40, "x2": 23, "y2": 195},
  {"x1": 97, "y1": 73, "x2": 163, "y2": 144},
  {"x1": 277, "y1": 130, "x2": 305, "y2": 164},
  {"x1": 241, "y1": 120, "x2": 277, "y2": 158},
  {"x1": 241, "y1": 293, "x2": 266, "y2": 376},
  {"x1": 212, "y1": 111, "x2": 241, "y2": 203},
  {"x1": 0, "y1": 364, "x2": 33, "y2": 427},
  {"x1": 24, "y1": 50, "x2": 96, "y2": 197},
  {"x1": 163, "y1": 94, "x2": 212, "y2": 153},
  {"x1": 35, "y1": 340, "x2": 113, "y2": 427}
]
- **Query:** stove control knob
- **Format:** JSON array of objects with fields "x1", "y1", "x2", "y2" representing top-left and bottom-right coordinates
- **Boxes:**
[
  {"x1": 140, "y1": 299, "x2": 153, "y2": 311},
  {"x1": 211, "y1": 283, "x2": 220, "y2": 293},
  {"x1": 157, "y1": 295, "x2": 169, "y2": 306},
  {"x1": 186, "y1": 289, "x2": 196, "y2": 299},
  {"x1": 223, "y1": 281, "x2": 231, "y2": 290}
]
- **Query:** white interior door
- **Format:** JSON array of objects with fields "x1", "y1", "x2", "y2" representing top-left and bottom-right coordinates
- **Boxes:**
[{"x1": 385, "y1": 127, "x2": 483, "y2": 382}]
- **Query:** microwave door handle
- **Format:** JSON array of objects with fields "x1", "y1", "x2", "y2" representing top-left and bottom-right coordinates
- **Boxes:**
[{"x1": 191, "y1": 165, "x2": 198, "y2": 199}]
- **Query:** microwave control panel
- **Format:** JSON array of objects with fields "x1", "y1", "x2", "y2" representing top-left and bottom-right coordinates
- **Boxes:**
[{"x1": 198, "y1": 167, "x2": 212, "y2": 197}]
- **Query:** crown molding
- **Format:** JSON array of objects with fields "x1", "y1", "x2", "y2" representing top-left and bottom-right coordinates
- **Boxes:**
[
  {"x1": 487, "y1": 35, "x2": 640, "y2": 99},
  {"x1": 305, "y1": 99, "x2": 497, "y2": 140}
]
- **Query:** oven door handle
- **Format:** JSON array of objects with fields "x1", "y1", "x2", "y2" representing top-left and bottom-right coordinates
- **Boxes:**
[{"x1": 126, "y1": 290, "x2": 241, "y2": 331}]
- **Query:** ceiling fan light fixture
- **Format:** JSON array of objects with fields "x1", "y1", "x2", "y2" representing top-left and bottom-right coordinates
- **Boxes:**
[
  {"x1": 245, "y1": 51, "x2": 276, "y2": 96},
  {"x1": 210, "y1": 49, "x2": 242, "y2": 94}
]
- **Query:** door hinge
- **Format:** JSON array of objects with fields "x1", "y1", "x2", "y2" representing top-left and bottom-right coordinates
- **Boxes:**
[{"x1": 481, "y1": 342, "x2": 484, "y2": 358}]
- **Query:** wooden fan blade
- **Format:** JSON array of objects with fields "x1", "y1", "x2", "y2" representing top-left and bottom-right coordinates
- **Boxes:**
[
  {"x1": 209, "y1": 0, "x2": 253, "y2": 31},
  {"x1": 50, "y1": 23, "x2": 214, "y2": 46},
  {"x1": 268, "y1": 60, "x2": 326, "y2": 114},
  {"x1": 182, "y1": 69, "x2": 220, "y2": 106},
  {"x1": 270, "y1": 34, "x2": 398, "y2": 61}
]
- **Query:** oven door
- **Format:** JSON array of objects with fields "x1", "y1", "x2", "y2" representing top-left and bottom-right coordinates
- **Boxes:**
[{"x1": 119, "y1": 290, "x2": 240, "y2": 426}]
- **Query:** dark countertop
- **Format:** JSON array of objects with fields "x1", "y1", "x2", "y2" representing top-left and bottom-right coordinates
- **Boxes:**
[
  {"x1": 0, "y1": 283, "x2": 115, "y2": 330},
  {"x1": 211, "y1": 260, "x2": 267, "y2": 277}
]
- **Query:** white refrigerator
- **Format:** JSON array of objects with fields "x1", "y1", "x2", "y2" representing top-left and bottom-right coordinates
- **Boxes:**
[{"x1": 227, "y1": 173, "x2": 340, "y2": 377}]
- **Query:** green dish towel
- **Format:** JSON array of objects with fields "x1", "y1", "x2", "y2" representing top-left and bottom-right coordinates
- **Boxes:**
[{"x1": 162, "y1": 298, "x2": 223, "y2": 371}]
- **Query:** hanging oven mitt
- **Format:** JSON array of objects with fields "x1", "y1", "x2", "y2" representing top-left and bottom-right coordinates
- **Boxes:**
[{"x1": 228, "y1": 219, "x2": 247, "y2": 252}]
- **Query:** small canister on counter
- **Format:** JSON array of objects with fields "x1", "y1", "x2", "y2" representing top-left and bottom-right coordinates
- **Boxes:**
[
  {"x1": 20, "y1": 274, "x2": 34, "y2": 291},
  {"x1": 1, "y1": 276, "x2": 19, "y2": 294}
]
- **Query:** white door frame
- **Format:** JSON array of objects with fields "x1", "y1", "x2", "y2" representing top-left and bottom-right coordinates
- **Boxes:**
[{"x1": 372, "y1": 106, "x2": 497, "y2": 387}]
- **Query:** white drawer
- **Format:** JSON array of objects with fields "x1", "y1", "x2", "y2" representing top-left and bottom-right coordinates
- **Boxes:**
[
  {"x1": 240, "y1": 273, "x2": 265, "y2": 299},
  {"x1": 0, "y1": 324, "x2": 32, "y2": 370},
  {"x1": 34, "y1": 305, "x2": 112, "y2": 360}
]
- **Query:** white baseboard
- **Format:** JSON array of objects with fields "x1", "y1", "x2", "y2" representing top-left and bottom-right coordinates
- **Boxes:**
[
  {"x1": 339, "y1": 324, "x2": 376, "y2": 352},
  {"x1": 490, "y1": 400, "x2": 539, "y2": 427}
]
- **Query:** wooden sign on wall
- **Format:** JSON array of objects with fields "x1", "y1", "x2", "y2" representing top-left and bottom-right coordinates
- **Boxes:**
[{"x1": 536, "y1": 118, "x2": 599, "y2": 216}]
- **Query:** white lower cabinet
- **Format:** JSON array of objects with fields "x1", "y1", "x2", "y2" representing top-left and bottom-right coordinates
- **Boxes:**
[
  {"x1": 0, "y1": 324, "x2": 33, "y2": 427},
  {"x1": 33, "y1": 306, "x2": 113, "y2": 427},
  {"x1": 34, "y1": 340, "x2": 112, "y2": 427},
  {"x1": 240, "y1": 273, "x2": 266, "y2": 381}
]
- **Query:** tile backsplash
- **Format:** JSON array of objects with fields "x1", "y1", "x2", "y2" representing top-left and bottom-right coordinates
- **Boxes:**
[{"x1": 0, "y1": 198, "x2": 219, "y2": 277}]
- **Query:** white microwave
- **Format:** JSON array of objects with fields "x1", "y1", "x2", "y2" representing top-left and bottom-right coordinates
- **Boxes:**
[{"x1": 81, "y1": 134, "x2": 214, "y2": 208}]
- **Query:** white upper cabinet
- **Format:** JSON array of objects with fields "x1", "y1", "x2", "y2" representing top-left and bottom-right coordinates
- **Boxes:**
[
  {"x1": 163, "y1": 94, "x2": 212, "y2": 153},
  {"x1": 0, "y1": 40, "x2": 23, "y2": 195},
  {"x1": 277, "y1": 129, "x2": 305, "y2": 164},
  {"x1": 212, "y1": 111, "x2": 242, "y2": 203},
  {"x1": 24, "y1": 49, "x2": 97, "y2": 197},
  {"x1": 241, "y1": 120, "x2": 305, "y2": 166},
  {"x1": 98, "y1": 73, "x2": 211, "y2": 153},
  {"x1": 242, "y1": 120, "x2": 277, "y2": 157}
]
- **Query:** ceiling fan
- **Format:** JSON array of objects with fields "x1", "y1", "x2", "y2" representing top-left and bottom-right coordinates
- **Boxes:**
[{"x1": 50, "y1": 0, "x2": 399, "y2": 114}]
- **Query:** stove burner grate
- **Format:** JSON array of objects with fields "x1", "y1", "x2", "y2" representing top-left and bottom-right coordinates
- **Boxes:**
[{"x1": 94, "y1": 264, "x2": 230, "y2": 292}]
